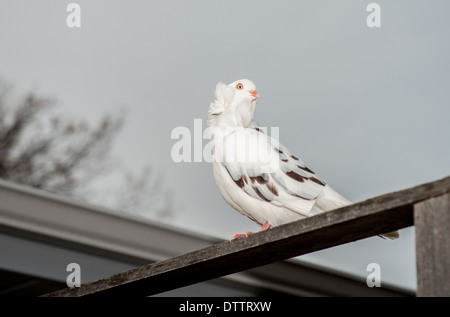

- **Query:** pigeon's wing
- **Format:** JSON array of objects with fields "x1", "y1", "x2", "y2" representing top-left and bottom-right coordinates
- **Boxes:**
[{"x1": 220, "y1": 127, "x2": 328, "y2": 217}]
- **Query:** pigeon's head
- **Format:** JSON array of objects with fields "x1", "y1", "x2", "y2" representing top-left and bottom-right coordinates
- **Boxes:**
[
  {"x1": 228, "y1": 79, "x2": 260, "y2": 103},
  {"x1": 209, "y1": 79, "x2": 260, "y2": 127}
]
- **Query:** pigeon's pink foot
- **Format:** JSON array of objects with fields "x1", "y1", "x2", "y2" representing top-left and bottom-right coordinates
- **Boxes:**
[
  {"x1": 259, "y1": 222, "x2": 271, "y2": 232},
  {"x1": 231, "y1": 233, "x2": 247, "y2": 240},
  {"x1": 230, "y1": 222, "x2": 271, "y2": 240}
]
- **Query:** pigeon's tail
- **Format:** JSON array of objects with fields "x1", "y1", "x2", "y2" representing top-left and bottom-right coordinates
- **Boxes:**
[
  {"x1": 314, "y1": 185, "x2": 400, "y2": 240},
  {"x1": 378, "y1": 231, "x2": 400, "y2": 240},
  {"x1": 314, "y1": 184, "x2": 353, "y2": 212}
]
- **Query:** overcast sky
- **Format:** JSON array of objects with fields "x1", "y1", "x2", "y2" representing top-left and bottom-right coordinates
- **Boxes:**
[{"x1": 1, "y1": 1, "x2": 449, "y2": 291}]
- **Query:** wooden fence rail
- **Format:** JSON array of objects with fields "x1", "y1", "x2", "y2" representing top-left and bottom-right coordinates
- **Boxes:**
[{"x1": 43, "y1": 176, "x2": 450, "y2": 297}]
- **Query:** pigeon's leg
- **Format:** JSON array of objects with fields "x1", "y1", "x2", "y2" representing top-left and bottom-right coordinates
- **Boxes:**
[
  {"x1": 248, "y1": 222, "x2": 271, "y2": 235},
  {"x1": 240, "y1": 222, "x2": 272, "y2": 238},
  {"x1": 259, "y1": 221, "x2": 271, "y2": 232},
  {"x1": 231, "y1": 222, "x2": 271, "y2": 240},
  {"x1": 246, "y1": 223, "x2": 270, "y2": 236}
]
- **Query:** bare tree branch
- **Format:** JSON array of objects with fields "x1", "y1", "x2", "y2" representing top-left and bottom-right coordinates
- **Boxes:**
[{"x1": 0, "y1": 77, "x2": 173, "y2": 219}]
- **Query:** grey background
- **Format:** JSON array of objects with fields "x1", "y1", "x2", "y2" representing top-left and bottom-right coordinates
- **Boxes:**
[{"x1": 1, "y1": 1, "x2": 449, "y2": 291}]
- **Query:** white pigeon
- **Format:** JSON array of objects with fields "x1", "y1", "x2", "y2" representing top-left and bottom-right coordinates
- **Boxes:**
[{"x1": 208, "y1": 79, "x2": 399, "y2": 240}]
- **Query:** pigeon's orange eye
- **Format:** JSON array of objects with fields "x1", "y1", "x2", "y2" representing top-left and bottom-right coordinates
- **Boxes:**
[{"x1": 236, "y1": 83, "x2": 244, "y2": 90}]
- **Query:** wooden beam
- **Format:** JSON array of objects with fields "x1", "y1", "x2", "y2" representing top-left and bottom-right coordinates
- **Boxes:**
[
  {"x1": 415, "y1": 193, "x2": 450, "y2": 297},
  {"x1": 43, "y1": 176, "x2": 450, "y2": 297}
]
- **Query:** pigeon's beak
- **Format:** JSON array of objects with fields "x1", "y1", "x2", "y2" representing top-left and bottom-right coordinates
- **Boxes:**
[{"x1": 249, "y1": 90, "x2": 260, "y2": 99}]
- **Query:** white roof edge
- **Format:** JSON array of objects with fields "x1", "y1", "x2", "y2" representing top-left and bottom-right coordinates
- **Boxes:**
[{"x1": 0, "y1": 180, "x2": 218, "y2": 261}]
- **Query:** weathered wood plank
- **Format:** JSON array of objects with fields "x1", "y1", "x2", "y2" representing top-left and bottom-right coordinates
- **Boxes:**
[
  {"x1": 43, "y1": 176, "x2": 450, "y2": 297},
  {"x1": 415, "y1": 193, "x2": 450, "y2": 297}
]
